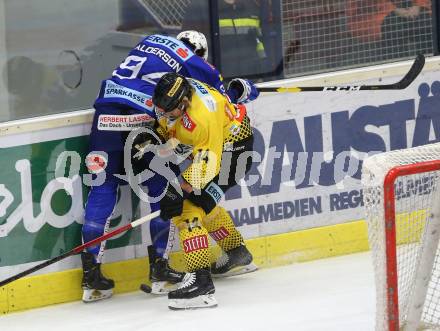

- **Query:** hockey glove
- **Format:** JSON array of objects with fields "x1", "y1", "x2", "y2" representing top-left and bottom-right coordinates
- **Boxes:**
[
  {"x1": 132, "y1": 124, "x2": 165, "y2": 161},
  {"x1": 188, "y1": 182, "x2": 225, "y2": 214},
  {"x1": 159, "y1": 184, "x2": 184, "y2": 219},
  {"x1": 227, "y1": 78, "x2": 259, "y2": 104}
]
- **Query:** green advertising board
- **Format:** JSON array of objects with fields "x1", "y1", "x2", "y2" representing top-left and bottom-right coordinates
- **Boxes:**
[{"x1": 0, "y1": 135, "x2": 142, "y2": 268}]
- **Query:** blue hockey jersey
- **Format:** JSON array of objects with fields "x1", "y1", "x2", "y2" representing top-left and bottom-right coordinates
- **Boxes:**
[{"x1": 94, "y1": 34, "x2": 226, "y2": 117}]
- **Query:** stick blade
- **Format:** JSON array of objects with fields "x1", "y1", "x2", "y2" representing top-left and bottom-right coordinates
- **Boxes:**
[{"x1": 394, "y1": 53, "x2": 425, "y2": 89}]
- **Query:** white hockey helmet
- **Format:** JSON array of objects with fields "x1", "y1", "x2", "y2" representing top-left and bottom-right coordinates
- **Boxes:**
[{"x1": 176, "y1": 30, "x2": 208, "y2": 61}]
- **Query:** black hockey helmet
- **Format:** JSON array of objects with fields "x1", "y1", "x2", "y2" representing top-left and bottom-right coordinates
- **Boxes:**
[{"x1": 153, "y1": 73, "x2": 192, "y2": 113}]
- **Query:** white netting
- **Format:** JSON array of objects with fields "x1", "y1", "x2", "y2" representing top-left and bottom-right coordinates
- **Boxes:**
[
  {"x1": 281, "y1": 0, "x2": 433, "y2": 77},
  {"x1": 362, "y1": 143, "x2": 440, "y2": 331},
  {"x1": 138, "y1": 0, "x2": 192, "y2": 30}
]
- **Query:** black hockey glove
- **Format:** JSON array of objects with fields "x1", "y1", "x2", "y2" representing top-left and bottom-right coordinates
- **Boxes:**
[
  {"x1": 188, "y1": 182, "x2": 225, "y2": 214},
  {"x1": 160, "y1": 184, "x2": 184, "y2": 219},
  {"x1": 131, "y1": 124, "x2": 165, "y2": 161}
]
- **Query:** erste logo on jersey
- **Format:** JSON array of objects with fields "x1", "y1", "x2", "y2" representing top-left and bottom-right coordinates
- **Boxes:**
[
  {"x1": 181, "y1": 112, "x2": 196, "y2": 132},
  {"x1": 206, "y1": 182, "x2": 224, "y2": 203},
  {"x1": 190, "y1": 79, "x2": 217, "y2": 113},
  {"x1": 145, "y1": 35, "x2": 193, "y2": 61},
  {"x1": 191, "y1": 79, "x2": 208, "y2": 95},
  {"x1": 176, "y1": 48, "x2": 189, "y2": 58}
]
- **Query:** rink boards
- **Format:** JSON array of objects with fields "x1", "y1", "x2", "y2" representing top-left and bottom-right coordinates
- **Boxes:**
[{"x1": 1, "y1": 56, "x2": 440, "y2": 314}]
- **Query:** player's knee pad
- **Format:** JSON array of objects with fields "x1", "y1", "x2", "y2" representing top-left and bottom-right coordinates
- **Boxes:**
[
  {"x1": 179, "y1": 217, "x2": 210, "y2": 271},
  {"x1": 202, "y1": 206, "x2": 244, "y2": 252},
  {"x1": 172, "y1": 200, "x2": 206, "y2": 228}
]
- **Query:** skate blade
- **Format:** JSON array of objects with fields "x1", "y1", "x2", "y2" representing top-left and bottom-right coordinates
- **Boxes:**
[
  {"x1": 168, "y1": 294, "x2": 218, "y2": 310},
  {"x1": 82, "y1": 289, "x2": 113, "y2": 302},
  {"x1": 212, "y1": 263, "x2": 258, "y2": 278},
  {"x1": 151, "y1": 281, "x2": 179, "y2": 295}
]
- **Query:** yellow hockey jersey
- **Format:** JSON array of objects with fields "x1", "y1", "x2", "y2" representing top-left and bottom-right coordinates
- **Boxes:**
[{"x1": 157, "y1": 78, "x2": 252, "y2": 189}]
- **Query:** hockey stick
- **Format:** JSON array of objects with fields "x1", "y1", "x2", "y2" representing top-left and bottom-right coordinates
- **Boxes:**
[
  {"x1": 0, "y1": 210, "x2": 160, "y2": 288},
  {"x1": 258, "y1": 54, "x2": 425, "y2": 93}
]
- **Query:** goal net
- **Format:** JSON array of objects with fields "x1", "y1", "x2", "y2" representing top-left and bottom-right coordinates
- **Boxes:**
[{"x1": 362, "y1": 143, "x2": 440, "y2": 331}]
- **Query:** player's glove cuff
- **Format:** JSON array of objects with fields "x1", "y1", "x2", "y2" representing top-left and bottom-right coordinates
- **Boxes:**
[
  {"x1": 131, "y1": 125, "x2": 165, "y2": 160},
  {"x1": 227, "y1": 78, "x2": 259, "y2": 104},
  {"x1": 188, "y1": 182, "x2": 225, "y2": 214},
  {"x1": 159, "y1": 184, "x2": 184, "y2": 220}
]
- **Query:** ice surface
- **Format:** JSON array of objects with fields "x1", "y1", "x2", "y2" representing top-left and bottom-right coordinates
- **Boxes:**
[{"x1": 0, "y1": 252, "x2": 376, "y2": 331}]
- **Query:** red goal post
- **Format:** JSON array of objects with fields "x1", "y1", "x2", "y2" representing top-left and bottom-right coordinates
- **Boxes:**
[{"x1": 362, "y1": 144, "x2": 440, "y2": 331}]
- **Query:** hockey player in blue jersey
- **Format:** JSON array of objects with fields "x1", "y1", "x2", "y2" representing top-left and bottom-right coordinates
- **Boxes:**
[{"x1": 81, "y1": 30, "x2": 259, "y2": 302}]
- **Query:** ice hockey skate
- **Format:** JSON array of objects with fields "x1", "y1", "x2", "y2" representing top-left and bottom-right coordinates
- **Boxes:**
[
  {"x1": 211, "y1": 244, "x2": 258, "y2": 278},
  {"x1": 168, "y1": 268, "x2": 217, "y2": 310},
  {"x1": 81, "y1": 252, "x2": 114, "y2": 303},
  {"x1": 147, "y1": 245, "x2": 185, "y2": 295}
]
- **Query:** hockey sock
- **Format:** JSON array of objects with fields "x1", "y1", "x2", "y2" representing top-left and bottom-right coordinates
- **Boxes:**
[
  {"x1": 143, "y1": 169, "x2": 171, "y2": 258},
  {"x1": 82, "y1": 180, "x2": 117, "y2": 261},
  {"x1": 82, "y1": 219, "x2": 110, "y2": 261},
  {"x1": 202, "y1": 206, "x2": 244, "y2": 252},
  {"x1": 179, "y1": 218, "x2": 210, "y2": 272},
  {"x1": 149, "y1": 214, "x2": 170, "y2": 258}
]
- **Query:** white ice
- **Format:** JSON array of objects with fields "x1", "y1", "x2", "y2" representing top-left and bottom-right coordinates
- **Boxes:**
[{"x1": 0, "y1": 252, "x2": 376, "y2": 331}]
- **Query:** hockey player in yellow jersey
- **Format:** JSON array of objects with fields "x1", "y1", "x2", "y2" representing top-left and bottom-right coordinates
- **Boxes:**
[{"x1": 151, "y1": 72, "x2": 257, "y2": 309}]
